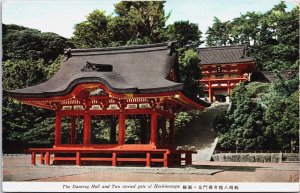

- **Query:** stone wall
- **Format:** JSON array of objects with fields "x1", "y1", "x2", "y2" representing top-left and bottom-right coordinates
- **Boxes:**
[{"x1": 212, "y1": 153, "x2": 299, "y2": 163}]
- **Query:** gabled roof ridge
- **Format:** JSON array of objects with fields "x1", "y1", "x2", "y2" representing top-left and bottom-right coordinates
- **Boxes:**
[
  {"x1": 67, "y1": 42, "x2": 174, "y2": 54},
  {"x1": 198, "y1": 44, "x2": 247, "y2": 51}
]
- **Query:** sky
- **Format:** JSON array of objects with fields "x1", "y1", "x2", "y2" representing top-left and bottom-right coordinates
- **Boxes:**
[{"x1": 2, "y1": 0, "x2": 298, "y2": 39}]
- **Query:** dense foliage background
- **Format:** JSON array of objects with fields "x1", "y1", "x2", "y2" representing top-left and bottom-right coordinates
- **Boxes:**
[
  {"x1": 2, "y1": 1, "x2": 299, "y2": 152},
  {"x1": 210, "y1": 2, "x2": 299, "y2": 151}
]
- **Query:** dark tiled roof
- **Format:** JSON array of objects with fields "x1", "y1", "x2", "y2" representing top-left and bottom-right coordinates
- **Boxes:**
[
  {"x1": 7, "y1": 43, "x2": 183, "y2": 97},
  {"x1": 197, "y1": 45, "x2": 254, "y2": 65},
  {"x1": 6, "y1": 43, "x2": 210, "y2": 107},
  {"x1": 251, "y1": 70, "x2": 298, "y2": 83}
]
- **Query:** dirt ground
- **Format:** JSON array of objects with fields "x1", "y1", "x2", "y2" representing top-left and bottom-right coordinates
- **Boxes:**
[{"x1": 2, "y1": 154, "x2": 299, "y2": 182}]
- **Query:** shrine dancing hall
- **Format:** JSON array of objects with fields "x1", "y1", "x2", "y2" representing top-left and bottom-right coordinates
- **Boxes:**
[{"x1": 6, "y1": 42, "x2": 210, "y2": 167}]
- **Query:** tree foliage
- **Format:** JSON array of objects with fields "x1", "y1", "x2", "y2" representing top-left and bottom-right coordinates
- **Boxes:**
[
  {"x1": 2, "y1": 59, "x2": 55, "y2": 151},
  {"x1": 165, "y1": 20, "x2": 203, "y2": 50},
  {"x1": 72, "y1": 1, "x2": 170, "y2": 47},
  {"x1": 210, "y1": 2, "x2": 299, "y2": 151},
  {"x1": 213, "y1": 78, "x2": 299, "y2": 151},
  {"x1": 2, "y1": 25, "x2": 68, "y2": 152},
  {"x1": 179, "y1": 49, "x2": 202, "y2": 98},
  {"x1": 205, "y1": 2, "x2": 299, "y2": 71},
  {"x1": 2, "y1": 24, "x2": 73, "y2": 63}
]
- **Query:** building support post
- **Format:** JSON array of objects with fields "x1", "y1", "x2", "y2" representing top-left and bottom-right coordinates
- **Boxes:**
[
  {"x1": 140, "y1": 116, "x2": 147, "y2": 144},
  {"x1": 150, "y1": 112, "x2": 158, "y2": 146},
  {"x1": 208, "y1": 81, "x2": 213, "y2": 102},
  {"x1": 227, "y1": 80, "x2": 230, "y2": 96},
  {"x1": 118, "y1": 113, "x2": 126, "y2": 145},
  {"x1": 161, "y1": 117, "x2": 167, "y2": 147},
  {"x1": 169, "y1": 116, "x2": 175, "y2": 149},
  {"x1": 110, "y1": 116, "x2": 117, "y2": 144},
  {"x1": 83, "y1": 111, "x2": 91, "y2": 146},
  {"x1": 55, "y1": 110, "x2": 62, "y2": 147},
  {"x1": 70, "y1": 116, "x2": 76, "y2": 144}
]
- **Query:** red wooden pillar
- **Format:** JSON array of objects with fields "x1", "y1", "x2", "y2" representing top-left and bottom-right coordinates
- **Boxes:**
[
  {"x1": 45, "y1": 152, "x2": 50, "y2": 165},
  {"x1": 169, "y1": 117, "x2": 175, "y2": 149},
  {"x1": 54, "y1": 110, "x2": 62, "y2": 147},
  {"x1": 83, "y1": 111, "x2": 91, "y2": 146},
  {"x1": 208, "y1": 81, "x2": 212, "y2": 102},
  {"x1": 31, "y1": 152, "x2": 36, "y2": 165},
  {"x1": 227, "y1": 66, "x2": 231, "y2": 78},
  {"x1": 186, "y1": 153, "x2": 192, "y2": 165},
  {"x1": 227, "y1": 80, "x2": 231, "y2": 96},
  {"x1": 118, "y1": 113, "x2": 126, "y2": 145},
  {"x1": 70, "y1": 116, "x2": 76, "y2": 144},
  {"x1": 150, "y1": 112, "x2": 158, "y2": 146},
  {"x1": 110, "y1": 117, "x2": 117, "y2": 144},
  {"x1": 161, "y1": 117, "x2": 167, "y2": 147},
  {"x1": 40, "y1": 153, "x2": 45, "y2": 164}
]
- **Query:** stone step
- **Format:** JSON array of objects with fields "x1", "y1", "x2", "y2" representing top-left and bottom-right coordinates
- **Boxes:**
[{"x1": 282, "y1": 161, "x2": 299, "y2": 163}]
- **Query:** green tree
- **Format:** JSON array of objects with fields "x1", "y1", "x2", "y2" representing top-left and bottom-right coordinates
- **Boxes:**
[
  {"x1": 205, "y1": 2, "x2": 299, "y2": 71},
  {"x1": 2, "y1": 60, "x2": 54, "y2": 151},
  {"x1": 213, "y1": 77, "x2": 299, "y2": 151},
  {"x1": 2, "y1": 24, "x2": 73, "y2": 63},
  {"x1": 179, "y1": 49, "x2": 202, "y2": 98},
  {"x1": 206, "y1": 17, "x2": 231, "y2": 46},
  {"x1": 263, "y1": 73, "x2": 299, "y2": 151},
  {"x1": 221, "y1": 83, "x2": 265, "y2": 150},
  {"x1": 165, "y1": 20, "x2": 203, "y2": 50},
  {"x1": 71, "y1": 10, "x2": 113, "y2": 48},
  {"x1": 72, "y1": 1, "x2": 169, "y2": 48},
  {"x1": 115, "y1": 1, "x2": 169, "y2": 45},
  {"x1": 229, "y1": 12, "x2": 262, "y2": 46}
]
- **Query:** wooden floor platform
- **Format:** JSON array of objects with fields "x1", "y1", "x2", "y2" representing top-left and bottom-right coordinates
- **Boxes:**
[{"x1": 29, "y1": 147, "x2": 196, "y2": 167}]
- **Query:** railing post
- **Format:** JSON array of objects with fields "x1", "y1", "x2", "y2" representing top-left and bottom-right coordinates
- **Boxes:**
[
  {"x1": 76, "y1": 152, "x2": 81, "y2": 166},
  {"x1": 186, "y1": 153, "x2": 192, "y2": 165},
  {"x1": 31, "y1": 152, "x2": 36, "y2": 165},
  {"x1": 40, "y1": 153, "x2": 44, "y2": 164},
  {"x1": 163, "y1": 152, "x2": 169, "y2": 167},
  {"x1": 146, "y1": 153, "x2": 151, "y2": 167},
  {"x1": 112, "y1": 152, "x2": 117, "y2": 166},
  {"x1": 45, "y1": 152, "x2": 50, "y2": 165}
]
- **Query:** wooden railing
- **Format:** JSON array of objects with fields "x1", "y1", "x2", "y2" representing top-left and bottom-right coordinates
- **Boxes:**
[{"x1": 29, "y1": 148, "x2": 196, "y2": 167}]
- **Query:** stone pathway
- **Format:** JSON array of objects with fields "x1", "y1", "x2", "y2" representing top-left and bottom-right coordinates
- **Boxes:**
[
  {"x1": 3, "y1": 155, "x2": 224, "y2": 181},
  {"x1": 3, "y1": 154, "x2": 298, "y2": 182}
]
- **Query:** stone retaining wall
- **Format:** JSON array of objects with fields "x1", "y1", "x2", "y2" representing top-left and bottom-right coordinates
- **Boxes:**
[{"x1": 212, "y1": 153, "x2": 299, "y2": 163}]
